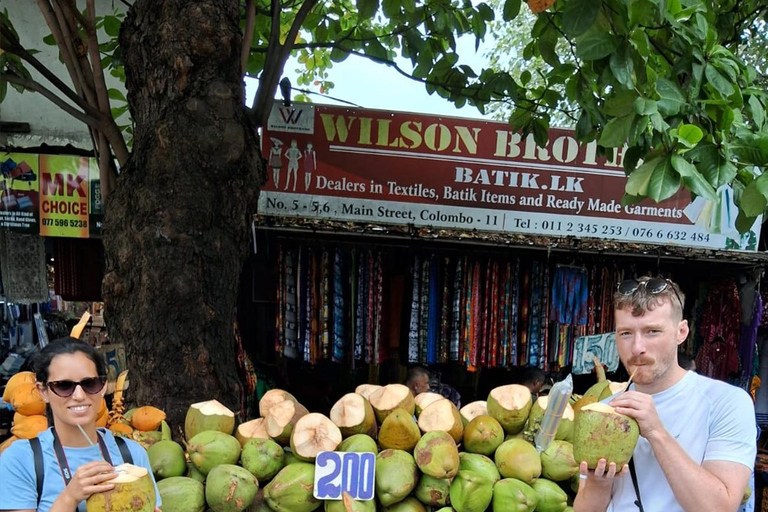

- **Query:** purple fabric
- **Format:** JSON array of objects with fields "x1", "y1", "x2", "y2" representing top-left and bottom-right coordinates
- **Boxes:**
[{"x1": 740, "y1": 292, "x2": 762, "y2": 378}]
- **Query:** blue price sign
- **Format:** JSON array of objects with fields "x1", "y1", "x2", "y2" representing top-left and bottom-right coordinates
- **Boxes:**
[{"x1": 313, "y1": 451, "x2": 376, "y2": 501}]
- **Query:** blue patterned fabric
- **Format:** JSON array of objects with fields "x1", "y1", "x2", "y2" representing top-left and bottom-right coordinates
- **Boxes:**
[{"x1": 572, "y1": 332, "x2": 620, "y2": 374}]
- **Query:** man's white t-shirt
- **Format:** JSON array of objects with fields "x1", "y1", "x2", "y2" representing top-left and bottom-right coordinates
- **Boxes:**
[{"x1": 607, "y1": 371, "x2": 757, "y2": 512}]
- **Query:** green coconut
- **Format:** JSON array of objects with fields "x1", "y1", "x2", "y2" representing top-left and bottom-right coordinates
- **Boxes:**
[
  {"x1": 495, "y1": 439, "x2": 541, "y2": 485},
  {"x1": 330, "y1": 393, "x2": 378, "y2": 439},
  {"x1": 148, "y1": 440, "x2": 187, "y2": 480},
  {"x1": 463, "y1": 415, "x2": 505, "y2": 456},
  {"x1": 458, "y1": 452, "x2": 501, "y2": 483},
  {"x1": 324, "y1": 498, "x2": 376, "y2": 512},
  {"x1": 531, "y1": 479, "x2": 567, "y2": 512},
  {"x1": 184, "y1": 400, "x2": 235, "y2": 441},
  {"x1": 375, "y1": 449, "x2": 419, "y2": 507},
  {"x1": 492, "y1": 478, "x2": 537, "y2": 512},
  {"x1": 414, "y1": 475, "x2": 451, "y2": 507},
  {"x1": 187, "y1": 430, "x2": 241, "y2": 476},
  {"x1": 205, "y1": 465, "x2": 259, "y2": 512},
  {"x1": 264, "y1": 463, "x2": 320, "y2": 512},
  {"x1": 460, "y1": 401, "x2": 488, "y2": 426},
  {"x1": 338, "y1": 434, "x2": 378, "y2": 454},
  {"x1": 186, "y1": 462, "x2": 206, "y2": 483},
  {"x1": 450, "y1": 470, "x2": 494, "y2": 512},
  {"x1": 540, "y1": 441, "x2": 578, "y2": 482},
  {"x1": 283, "y1": 448, "x2": 302, "y2": 465},
  {"x1": 572, "y1": 403, "x2": 639, "y2": 469},
  {"x1": 377, "y1": 408, "x2": 421, "y2": 451},
  {"x1": 246, "y1": 490, "x2": 272, "y2": 512},
  {"x1": 85, "y1": 464, "x2": 156, "y2": 512},
  {"x1": 487, "y1": 385, "x2": 532, "y2": 434},
  {"x1": 413, "y1": 431, "x2": 460, "y2": 479},
  {"x1": 157, "y1": 477, "x2": 205, "y2": 512},
  {"x1": 382, "y1": 496, "x2": 427, "y2": 512},
  {"x1": 241, "y1": 438, "x2": 286, "y2": 482},
  {"x1": 369, "y1": 384, "x2": 415, "y2": 423}
]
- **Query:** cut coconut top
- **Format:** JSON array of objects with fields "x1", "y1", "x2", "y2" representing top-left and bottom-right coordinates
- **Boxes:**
[
  {"x1": 259, "y1": 389, "x2": 294, "y2": 417},
  {"x1": 110, "y1": 463, "x2": 148, "y2": 483},
  {"x1": 292, "y1": 413, "x2": 342, "y2": 457},
  {"x1": 418, "y1": 399, "x2": 457, "y2": 431},
  {"x1": 369, "y1": 384, "x2": 411, "y2": 410},
  {"x1": 414, "y1": 392, "x2": 444, "y2": 410},
  {"x1": 535, "y1": 396, "x2": 575, "y2": 421},
  {"x1": 238, "y1": 418, "x2": 269, "y2": 437},
  {"x1": 330, "y1": 393, "x2": 368, "y2": 428},
  {"x1": 355, "y1": 384, "x2": 383, "y2": 401},
  {"x1": 266, "y1": 400, "x2": 299, "y2": 435},
  {"x1": 189, "y1": 399, "x2": 235, "y2": 417},
  {"x1": 460, "y1": 401, "x2": 488, "y2": 422},
  {"x1": 489, "y1": 384, "x2": 531, "y2": 409},
  {"x1": 608, "y1": 382, "x2": 627, "y2": 394},
  {"x1": 581, "y1": 402, "x2": 617, "y2": 414}
]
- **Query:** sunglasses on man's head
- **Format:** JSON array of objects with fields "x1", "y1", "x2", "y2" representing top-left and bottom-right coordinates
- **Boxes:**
[
  {"x1": 46, "y1": 376, "x2": 106, "y2": 397},
  {"x1": 617, "y1": 278, "x2": 683, "y2": 308}
]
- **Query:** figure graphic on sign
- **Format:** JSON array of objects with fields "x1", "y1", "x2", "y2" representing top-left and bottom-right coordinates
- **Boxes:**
[
  {"x1": 303, "y1": 142, "x2": 316, "y2": 191},
  {"x1": 284, "y1": 139, "x2": 302, "y2": 191},
  {"x1": 269, "y1": 137, "x2": 284, "y2": 189}
]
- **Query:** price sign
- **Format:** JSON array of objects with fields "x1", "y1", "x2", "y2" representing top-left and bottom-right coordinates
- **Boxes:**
[{"x1": 313, "y1": 451, "x2": 376, "y2": 501}]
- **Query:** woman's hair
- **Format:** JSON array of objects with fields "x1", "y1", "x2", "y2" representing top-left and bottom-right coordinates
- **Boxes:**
[{"x1": 33, "y1": 336, "x2": 107, "y2": 384}]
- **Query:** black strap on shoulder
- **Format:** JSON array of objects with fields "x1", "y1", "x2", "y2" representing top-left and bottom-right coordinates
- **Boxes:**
[
  {"x1": 30, "y1": 437, "x2": 44, "y2": 508},
  {"x1": 628, "y1": 458, "x2": 645, "y2": 512},
  {"x1": 114, "y1": 436, "x2": 133, "y2": 464}
]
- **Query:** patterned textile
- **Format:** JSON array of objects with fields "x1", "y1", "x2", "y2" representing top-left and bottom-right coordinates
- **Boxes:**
[
  {"x1": 439, "y1": 257, "x2": 451, "y2": 363},
  {"x1": 572, "y1": 332, "x2": 620, "y2": 374},
  {"x1": 408, "y1": 255, "x2": 422, "y2": 363},
  {"x1": 332, "y1": 249, "x2": 346, "y2": 363},
  {"x1": 431, "y1": 381, "x2": 462, "y2": 408},
  {"x1": 549, "y1": 266, "x2": 589, "y2": 325},
  {"x1": 697, "y1": 280, "x2": 742, "y2": 380},
  {"x1": 320, "y1": 250, "x2": 331, "y2": 359},
  {"x1": 427, "y1": 255, "x2": 440, "y2": 365},
  {"x1": 739, "y1": 291, "x2": 761, "y2": 379}
]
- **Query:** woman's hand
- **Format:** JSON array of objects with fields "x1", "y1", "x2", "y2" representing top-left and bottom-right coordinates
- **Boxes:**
[{"x1": 62, "y1": 461, "x2": 116, "y2": 505}]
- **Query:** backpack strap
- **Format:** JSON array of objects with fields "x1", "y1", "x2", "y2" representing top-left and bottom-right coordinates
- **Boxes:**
[
  {"x1": 30, "y1": 437, "x2": 44, "y2": 508},
  {"x1": 628, "y1": 458, "x2": 645, "y2": 512},
  {"x1": 114, "y1": 436, "x2": 133, "y2": 464}
]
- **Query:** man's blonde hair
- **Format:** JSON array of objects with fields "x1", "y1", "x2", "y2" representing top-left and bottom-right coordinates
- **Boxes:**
[{"x1": 613, "y1": 277, "x2": 685, "y2": 321}]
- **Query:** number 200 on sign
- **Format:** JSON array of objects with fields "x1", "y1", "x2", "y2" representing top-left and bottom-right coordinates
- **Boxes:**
[{"x1": 313, "y1": 451, "x2": 375, "y2": 501}]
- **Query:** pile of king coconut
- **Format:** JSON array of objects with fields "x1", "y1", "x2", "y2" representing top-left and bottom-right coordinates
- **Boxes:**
[{"x1": 126, "y1": 375, "x2": 638, "y2": 512}]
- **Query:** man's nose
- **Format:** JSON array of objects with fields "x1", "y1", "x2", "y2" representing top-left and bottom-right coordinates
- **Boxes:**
[{"x1": 631, "y1": 335, "x2": 647, "y2": 356}]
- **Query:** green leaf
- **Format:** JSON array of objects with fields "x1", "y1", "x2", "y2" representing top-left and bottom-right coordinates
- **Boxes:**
[
  {"x1": 575, "y1": 33, "x2": 618, "y2": 60},
  {"x1": 671, "y1": 155, "x2": 717, "y2": 201},
  {"x1": 562, "y1": 0, "x2": 600, "y2": 37},
  {"x1": 735, "y1": 211, "x2": 758, "y2": 235},
  {"x1": 729, "y1": 133, "x2": 768, "y2": 166},
  {"x1": 656, "y1": 78, "x2": 686, "y2": 115},
  {"x1": 688, "y1": 143, "x2": 737, "y2": 188},
  {"x1": 629, "y1": 0, "x2": 657, "y2": 27},
  {"x1": 502, "y1": 0, "x2": 521, "y2": 22},
  {"x1": 647, "y1": 157, "x2": 681, "y2": 202},
  {"x1": 748, "y1": 95, "x2": 765, "y2": 130},
  {"x1": 609, "y1": 44, "x2": 634, "y2": 89},
  {"x1": 740, "y1": 173, "x2": 768, "y2": 217},
  {"x1": 103, "y1": 16, "x2": 121, "y2": 37},
  {"x1": 357, "y1": 0, "x2": 379, "y2": 20},
  {"x1": 42, "y1": 34, "x2": 56, "y2": 45},
  {"x1": 626, "y1": 157, "x2": 659, "y2": 196},
  {"x1": 704, "y1": 63, "x2": 734, "y2": 97},
  {"x1": 634, "y1": 97, "x2": 658, "y2": 115},
  {"x1": 605, "y1": 91, "x2": 637, "y2": 116},
  {"x1": 107, "y1": 88, "x2": 126, "y2": 101},
  {"x1": 538, "y1": 27, "x2": 559, "y2": 68},
  {"x1": 676, "y1": 124, "x2": 704, "y2": 148},
  {"x1": 598, "y1": 114, "x2": 635, "y2": 148}
]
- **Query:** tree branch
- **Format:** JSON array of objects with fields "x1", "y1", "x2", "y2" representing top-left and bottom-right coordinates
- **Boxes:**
[
  {"x1": 241, "y1": 0, "x2": 256, "y2": 76},
  {"x1": 86, "y1": 0, "x2": 128, "y2": 172},
  {"x1": 4, "y1": 74, "x2": 102, "y2": 129}
]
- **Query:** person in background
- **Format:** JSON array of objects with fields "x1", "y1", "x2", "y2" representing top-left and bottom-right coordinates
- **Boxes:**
[
  {"x1": 678, "y1": 352, "x2": 696, "y2": 372},
  {"x1": 0, "y1": 337, "x2": 161, "y2": 512},
  {"x1": 405, "y1": 367, "x2": 461, "y2": 408},
  {"x1": 519, "y1": 365, "x2": 546, "y2": 398},
  {"x1": 574, "y1": 277, "x2": 756, "y2": 512}
]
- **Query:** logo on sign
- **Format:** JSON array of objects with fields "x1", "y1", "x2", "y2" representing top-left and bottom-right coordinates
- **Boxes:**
[
  {"x1": 313, "y1": 451, "x2": 375, "y2": 501},
  {"x1": 267, "y1": 104, "x2": 315, "y2": 134}
]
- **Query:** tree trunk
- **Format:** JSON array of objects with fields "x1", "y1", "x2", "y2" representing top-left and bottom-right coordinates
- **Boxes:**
[{"x1": 102, "y1": 0, "x2": 265, "y2": 432}]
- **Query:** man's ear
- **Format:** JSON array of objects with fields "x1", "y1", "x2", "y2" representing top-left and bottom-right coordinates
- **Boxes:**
[{"x1": 677, "y1": 319, "x2": 689, "y2": 346}]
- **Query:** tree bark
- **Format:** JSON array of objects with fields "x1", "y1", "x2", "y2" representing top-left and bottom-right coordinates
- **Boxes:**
[{"x1": 102, "y1": 0, "x2": 265, "y2": 431}]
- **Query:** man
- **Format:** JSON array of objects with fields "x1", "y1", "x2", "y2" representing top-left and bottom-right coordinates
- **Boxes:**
[
  {"x1": 574, "y1": 277, "x2": 756, "y2": 512},
  {"x1": 519, "y1": 365, "x2": 546, "y2": 398},
  {"x1": 405, "y1": 367, "x2": 461, "y2": 408}
]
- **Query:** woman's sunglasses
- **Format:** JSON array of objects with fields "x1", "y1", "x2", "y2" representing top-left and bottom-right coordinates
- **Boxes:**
[
  {"x1": 617, "y1": 278, "x2": 683, "y2": 308},
  {"x1": 46, "y1": 376, "x2": 106, "y2": 397}
]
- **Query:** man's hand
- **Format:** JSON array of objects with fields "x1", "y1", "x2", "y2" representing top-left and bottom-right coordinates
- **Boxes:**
[
  {"x1": 609, "y1": 390, "x2": 665, "y2": 440},
  {"x1": 573, "y1": 459, "x2": 629, "y2": 512}
]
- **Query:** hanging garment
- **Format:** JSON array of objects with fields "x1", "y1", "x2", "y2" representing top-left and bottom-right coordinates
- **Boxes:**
[
  {"x1": 500, "y1": 261, "x2": 511, "y2": 368},
  {"x1": 510, "y1": 259, "x2": 520, "y2": 366},
  {"x1": 549, "y1": 266, "x2": 589, "y2": 325},
  {"x1": 439, "y1": 257, "x2": 452, "y2": 364},
  {"x1": 373, "y1": 251, "x2": 384, "y2": 364},
  {"x1": 542, "y1": 263, "x2": 551, "y2": 370},
  {"x1": 573, "y1": 332, "x2": 620, "y2": 374},
  {"x1": 697, "y1": 280, "x2": 742, "y2": 380},
  {"x1": 332, "y1": 249, "x2": 346, "y2": 363},
  {"x1": 366, "y1": 251, "x2": 376, "y2": 363},
  {"x1": 276, "y1": 246, "x2": 285, "y2": 355},
  {"x1": 284, "y1": 249, "x2": 299, "y2": 359},
  {"x1": 450, "y1": 257, "x2": 463, "y2": 362},
  {"x1": 408, "y1": 255, "x2": 422, "y2": 363},
  {"x1": 320, "y1": 250, "x2": 331, "y2": 360},
  {"x1": 528, "y1": 260, "x2": 543, "y2": 367},
  {"x1": 419, "y1": 257, "x2": 431, "y2": 364},
  {"x1": 739, "y1": 292, "x2": 762, "y2": 380},
  {"x1": 488, "y1": 260, "x2": 500, "y2": 368},
  {"x1": 427, "y1": 255, "x2": 440, "y2": 365},
  {"x1": 355, "y1": 250, "x2": 367, "y2": 361}
]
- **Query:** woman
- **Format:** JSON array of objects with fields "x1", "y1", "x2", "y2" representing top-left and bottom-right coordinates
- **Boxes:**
[{"x1": 0, "y1": 337, "x2": 161, "y2": 512}]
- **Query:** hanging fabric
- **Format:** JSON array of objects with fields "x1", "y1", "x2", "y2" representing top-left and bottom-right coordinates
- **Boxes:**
[
  {"x1": 439, "y1": 257, "x2": 452, "y2": 364},
  {"x1": 332, "y1": 249, "x2": 346, "y2": 363},
  {"x1": 408, "y1": 255, "x2": 422, "y2": 363},
  {"x1": 450, "y1": 257, "x2": 463, "y2": 362}
]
